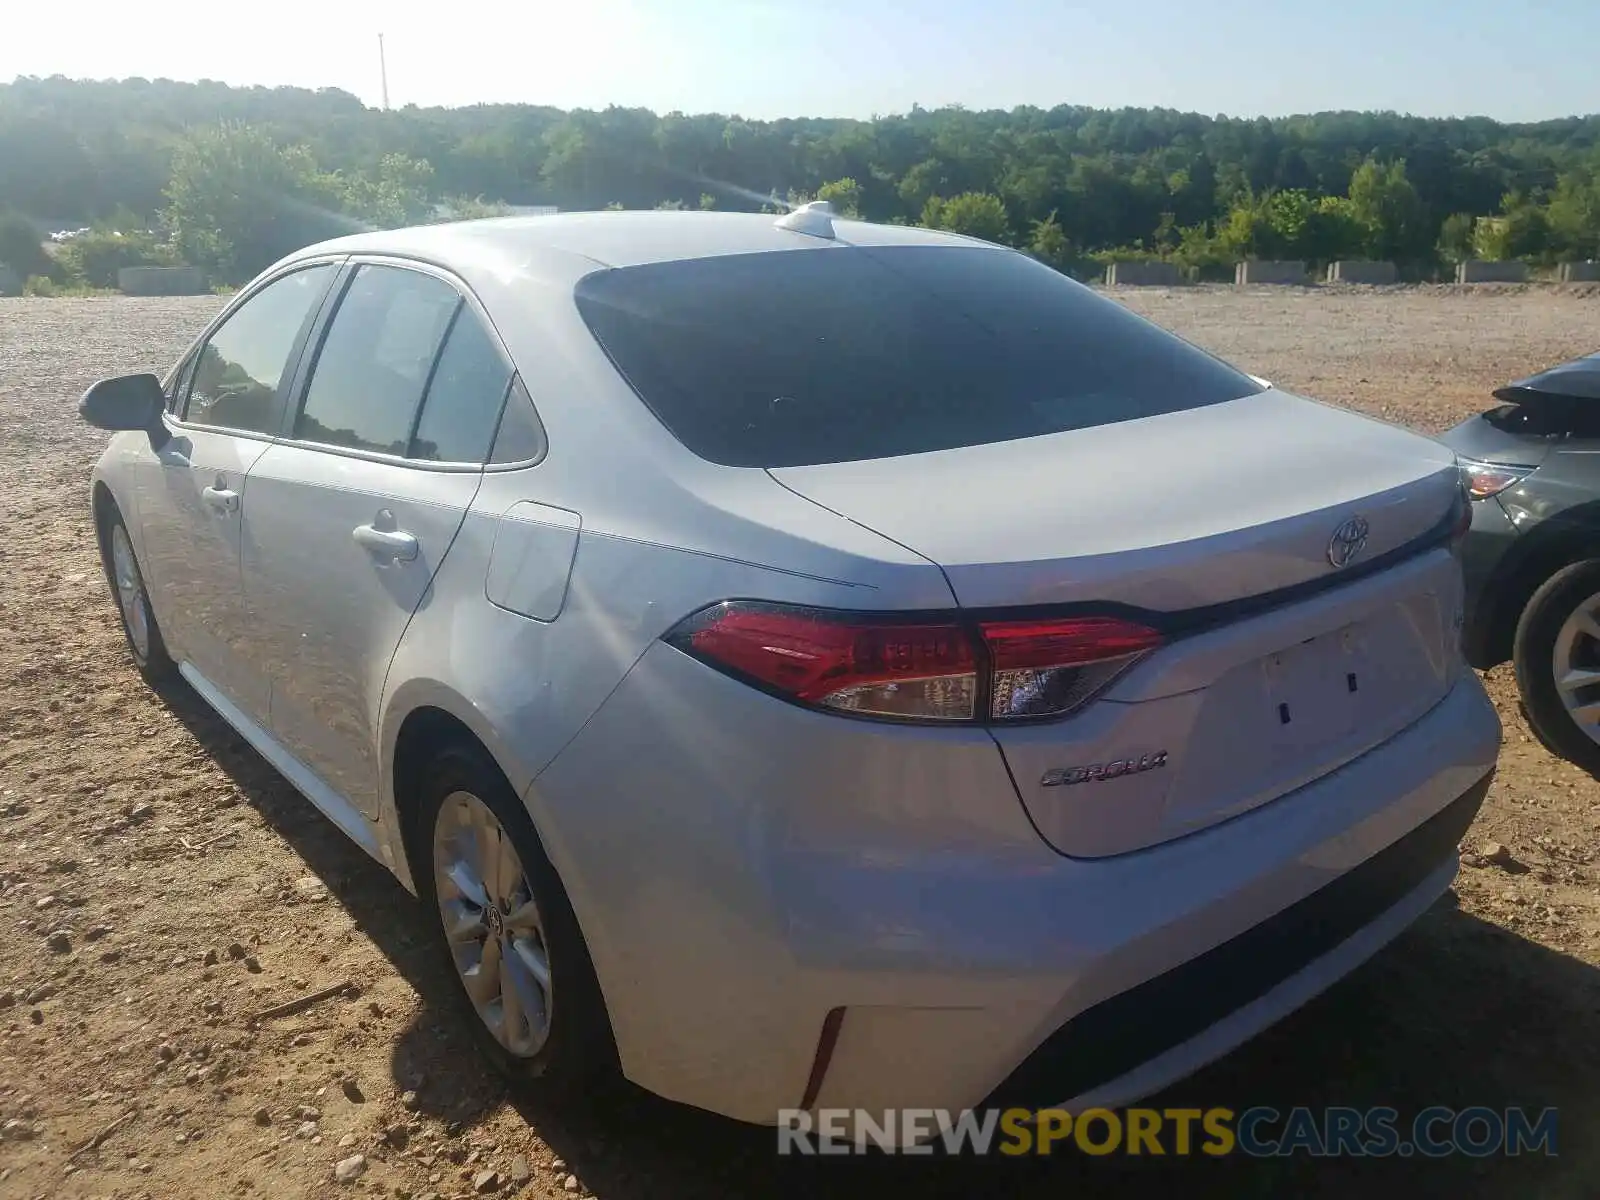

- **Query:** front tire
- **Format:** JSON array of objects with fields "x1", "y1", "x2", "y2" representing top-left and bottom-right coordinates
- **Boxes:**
[
  {"x1": 101, "y1": 507, "x2": 175, "y2": 684},
  {"x1": 1513, "y1": 558, "x2": 1600, "y2": 774},
  {"x1": 413, "y1": 742, "x2": 619, "y2": 1097}
]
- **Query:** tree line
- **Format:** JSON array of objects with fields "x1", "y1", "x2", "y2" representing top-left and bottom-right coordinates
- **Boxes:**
[{"x1": 4, "y1": 74, "x2": 1600, "y2": 287}]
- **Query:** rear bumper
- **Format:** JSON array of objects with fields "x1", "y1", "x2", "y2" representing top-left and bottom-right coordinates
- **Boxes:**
[
  {"x1": 988, "y1": 769, "x2": 1490, "y2": 1112},
  {"x1": 530, "y1": 650, "x2": 1501, "y2": 1125}
]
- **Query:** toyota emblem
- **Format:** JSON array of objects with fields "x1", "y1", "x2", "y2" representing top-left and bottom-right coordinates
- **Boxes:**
[{"x1": 1327, "y1": 515, "x2": 1370, "y2": 568}]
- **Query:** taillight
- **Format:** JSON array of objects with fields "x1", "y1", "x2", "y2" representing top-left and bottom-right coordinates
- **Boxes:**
[
  {"x1": 982, "y1": 616, "x2": 1163, "y2": 720},
  {"x1": 1457, "y1": 458, "x2": 1532, "y2": 502},
  {"x1": 666, "y1": 603, "x2": 979, "y2": 720},
  {"x1": 664, "y1": 602, "x2": 1160, "y2": 724}
]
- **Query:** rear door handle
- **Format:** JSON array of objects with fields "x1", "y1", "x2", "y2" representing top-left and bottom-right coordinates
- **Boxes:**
[
  {"x1": 201, "y1": 485, "x2": 239, "y2": 513},
  {"x1": 353, "y1": 523, "x2": 419, "y2": 562}
]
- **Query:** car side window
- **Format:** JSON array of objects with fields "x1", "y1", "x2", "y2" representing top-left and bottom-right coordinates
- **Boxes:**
[
  {"x1": 489, "y1": 377, "x2": 548, "y2": 465},
  {"x1": 295, "y1": 264, "x2": 461, "y2": 456},
  {"x1": 183, "y1": 264, "x2": 335, "y2": 434},
  {"x1": 410, "y1": 307, "x2": 513, "y2": 464},
  {"x1": 166, "y1": 353, "x2": 198, "y2": 414}
]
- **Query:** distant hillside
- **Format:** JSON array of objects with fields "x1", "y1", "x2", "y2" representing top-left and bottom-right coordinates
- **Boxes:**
[{"x1": 4, "y1": 75, "x2": 1600, "y2": 277}]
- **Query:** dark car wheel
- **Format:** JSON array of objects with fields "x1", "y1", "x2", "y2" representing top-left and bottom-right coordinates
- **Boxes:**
[
  {"x1": 100, "y1": 507, "x2": 176, "y2": 684},
  {"x1": 413, "y1": 741, "x2": 620, "y2": 1099},
  {"x1": 1513, "y1": 558, "x2": 1600, "y2": 774}
]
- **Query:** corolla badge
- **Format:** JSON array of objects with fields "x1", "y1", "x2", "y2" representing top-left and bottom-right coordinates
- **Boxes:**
[
  {"x1": 1040, "y1": 751, "x2": 1168, "y2": 788},
  {"x1": 1327, "y1": 515, "x2": 1370, "y2": 569}
]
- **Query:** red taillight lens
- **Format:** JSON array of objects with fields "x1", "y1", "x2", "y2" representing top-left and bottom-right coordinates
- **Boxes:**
[
  {"x1": 668, "y1": 604, "x2": 978, "y2": 721},
  {"x1": 665, "y1": 603, "x2": 1161, "y2": 724},
  {"x1": 982, "y1": 616, "x2": 1164, "y2": 720}
]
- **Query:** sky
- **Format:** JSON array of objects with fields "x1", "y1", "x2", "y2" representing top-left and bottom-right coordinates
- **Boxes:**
[{"x1": 4, "y1": 0, "x2": 1598, "y2": 122}]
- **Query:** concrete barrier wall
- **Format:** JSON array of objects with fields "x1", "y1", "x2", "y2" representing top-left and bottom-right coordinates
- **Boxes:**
[
  {"x1": 118, "y1": 266, "x2": 206, "y2": 296},
  {"x1": 1455, "y1": 260, "x2": 1528, "y2": 284},
  {"x1": 1104, "y1": 261, "x2": 1183, "y2": 286},
  {"x1": 0, "y1": 266, "x2": 20, "y2": 296},
  {"x1": 1559, "y1": 261, "x2": 1600, "y2": 282},
  {"x1": 1235, "y1": 260, "x2": 1307, "y2": 285},
  {"x1": 1327, "y1": 260, "x2": 1398, "y2": 284}
]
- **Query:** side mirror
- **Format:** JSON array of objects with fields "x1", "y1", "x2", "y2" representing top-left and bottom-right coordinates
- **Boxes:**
[{"x1": 80, "y1": 373, "x2": 166, "y2": 434}]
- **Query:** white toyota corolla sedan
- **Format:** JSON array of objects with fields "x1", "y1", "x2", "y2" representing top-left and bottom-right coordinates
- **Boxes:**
[{"x1": 82, "y1": 206, "x2": 1499, "y2": 1127}]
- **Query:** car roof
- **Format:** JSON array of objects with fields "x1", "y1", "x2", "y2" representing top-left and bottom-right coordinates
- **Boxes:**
[{"x1": 292, "y1": 209, "x2": 995, "y2": 281}]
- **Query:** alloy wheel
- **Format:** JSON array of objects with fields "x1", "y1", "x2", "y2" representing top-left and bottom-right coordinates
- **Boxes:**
[
  {"x1": 110, "y1": 523, "x2": 151, "y2": 660},
  {"x1": 1551, "y1": 591, "x2": 1600, "y2": 749},
  {"x1": 431, "y1": 791, "x2": 554, "y2": 1057}
]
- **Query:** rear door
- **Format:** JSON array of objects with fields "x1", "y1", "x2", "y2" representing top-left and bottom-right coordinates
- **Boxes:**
[
  {"x1": 240, "y1": 260, "x2": 518, "y2": 817},
  {"x1": 135, "y1": 262, "x2": 338, "y2": 722}
]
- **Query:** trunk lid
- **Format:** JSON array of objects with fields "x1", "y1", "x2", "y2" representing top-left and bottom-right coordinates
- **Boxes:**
[
  {"x1": 1442, "y1": 351, "x2": 1600, "y2": 465},
  {"x1": 769, "y1": 390, "x2": 1461, "y2": 616},
  {"x1": 1440, "y1": 407, "x2": 1554, "y2": 467},
  {"x1": 771, "y1": 389, "x2": 1466, "y2": 857},
  {"x1": 1495, "y1": 350, "x2": 1600, "y2": 406}
]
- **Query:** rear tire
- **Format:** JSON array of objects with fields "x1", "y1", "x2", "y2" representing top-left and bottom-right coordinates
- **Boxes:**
[
  {"x1": 1513, "y1": 558, "x2": 1600, "y2": 774},
  {"x1": 100, "y1": 506, "x2": 176, "y2": 684},
  {"x1": 412, "y1": 741, "x2": 620, "y2": 1099}
]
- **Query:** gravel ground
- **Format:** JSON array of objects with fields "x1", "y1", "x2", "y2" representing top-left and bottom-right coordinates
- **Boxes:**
[{"x1": 1, "y1": 287, "x2": 1599, "y2": 1199}]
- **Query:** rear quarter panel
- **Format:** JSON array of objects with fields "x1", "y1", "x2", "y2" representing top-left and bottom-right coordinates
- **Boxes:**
[{"x1": 375, "y1": 461, "x2": 953, "y2": 882}]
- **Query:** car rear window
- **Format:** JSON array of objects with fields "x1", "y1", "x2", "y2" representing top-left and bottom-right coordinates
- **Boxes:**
[{"x1": 574, "y1": 245, "x2": 1262, "y2": 468}]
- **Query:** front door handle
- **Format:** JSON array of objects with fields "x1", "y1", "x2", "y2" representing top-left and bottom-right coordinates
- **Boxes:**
[
  {"x1": 201, "y1": 485, "x2": 239, "y2": 513},
  {"x1": 353, "y1": 523, "x2": 419, "y2": 563}
]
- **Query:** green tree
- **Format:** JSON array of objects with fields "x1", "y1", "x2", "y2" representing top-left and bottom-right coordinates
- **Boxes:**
[
  {"x1": 1262, "y1": 189, "x2": 1313, "y2": 256},
  {"x1": 1437, "y1": 212, "x2": 1477, "y2": 264},
  {"x1": 1172, "y1": 221, "x2": 1234, "y2": 279},
  {"x1": 1028, "y1": 210, "x2": 1072, "y2": 270},
  {"x1": 1304, "y1": 196, "x2": 1367, "y2": 263},
  {"x1": 0, "y1": 210, "x2": 50, "y2": 279},
  {"x1": 337, "y1": 152, "x2": 434, "y2": 228},
  {"x1": 816, "y1": 177, "x2": 862, "y2": 217},
  {"x1": 1546, "y1": 169, "x2": 1600, "y2": 260},
  {"x1": 1346, "y1": 158, "x2": 1428, "y2": 263},
  {"x1": 162, "y1": 123, "x2": 348, "y2": 283},
  {"x1": 921, "y1": 192, "x2": 1009, "y2": 243},
  {"x1": 1489, "y1": 192, "x2": 1551, "y2": 259},
  {"x1": 1215, "y1": 195, "x2": 1271, "y2": 259},
  {"x1": 1030, "y1": 209, "x2": 1068, "y2": 268},
  {"x1": 898, "y1": 159, "x2": 952, "y2": 214}
]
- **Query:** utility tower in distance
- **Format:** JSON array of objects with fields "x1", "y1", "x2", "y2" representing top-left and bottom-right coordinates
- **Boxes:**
[{"x1": 378, "y1": 33, "x2": 390, "y2": 110}]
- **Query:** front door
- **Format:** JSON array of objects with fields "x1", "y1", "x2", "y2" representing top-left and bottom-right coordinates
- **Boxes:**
[
  {"x1": 135, "y1": 263, "x2": 338, "y2": 722},
  {"x1": 240, "y1": 262, "x2": 516, "y2": 817}
]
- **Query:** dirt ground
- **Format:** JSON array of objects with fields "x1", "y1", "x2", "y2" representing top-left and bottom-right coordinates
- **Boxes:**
[{"x1": 2, "y1": 285, "x2": 1599, "y2": 1200}]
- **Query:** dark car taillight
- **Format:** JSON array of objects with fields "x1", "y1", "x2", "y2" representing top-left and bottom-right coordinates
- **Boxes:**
[{"x1": 664, "y1": 602, "x2": 1161, "y2": 724}]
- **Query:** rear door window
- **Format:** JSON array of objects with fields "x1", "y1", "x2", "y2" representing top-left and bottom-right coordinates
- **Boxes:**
[
  {"x1": 295, "y1": 264, "x2": 461, "y2": 456},
  {"x1": 410, "y1": 307, "x2": 513, "y2": 464},
  {"x1": 489, "y1": 377, "x2": 548, "y2": 465},
  {"x1": 575, "y1": 245, "x2": 1262, "y2": 467}
]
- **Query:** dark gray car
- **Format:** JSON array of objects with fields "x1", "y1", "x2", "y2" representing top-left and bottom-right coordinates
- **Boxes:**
[{"x1": 1444, "y1": 351, "x2": 1600, "y2": 770}]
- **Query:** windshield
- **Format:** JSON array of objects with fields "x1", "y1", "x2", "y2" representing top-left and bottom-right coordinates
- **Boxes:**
[{"x1": 575, "y1": 244, "x2": 1262, "y2": 468}]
